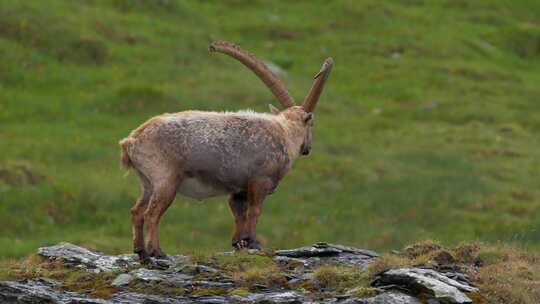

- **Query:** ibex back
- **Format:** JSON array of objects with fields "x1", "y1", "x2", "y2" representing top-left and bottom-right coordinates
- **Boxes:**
[{"x1": 120, "y1": 41, "x2": 333, "y2": 260}]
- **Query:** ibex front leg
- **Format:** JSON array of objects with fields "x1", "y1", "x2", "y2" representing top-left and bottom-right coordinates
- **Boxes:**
[
  {"x1": 243, "y1": 178, "x2": 274, "y2": 250},
  {"x1": 228, "y1": 192, "x2": 248, "y2": 250}
]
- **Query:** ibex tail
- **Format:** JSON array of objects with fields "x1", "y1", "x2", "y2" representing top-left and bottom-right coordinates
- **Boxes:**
[{"x1": 119, "y1": 138, "x2": 133, "y2": 170}]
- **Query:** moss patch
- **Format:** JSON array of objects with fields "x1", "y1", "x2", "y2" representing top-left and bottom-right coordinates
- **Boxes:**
[
  {"x1": 305, "y1": 265, "x2": 370, "y2": 294},
  {"x1": 0, "y1": 254, "x2": 119, "y2": 299},
  {"x1": 211, "y1": 252, "x2": 275, "y2": 272},
  {"x1": 229, "y1": 287, "x2": 250, "y2": 297}
]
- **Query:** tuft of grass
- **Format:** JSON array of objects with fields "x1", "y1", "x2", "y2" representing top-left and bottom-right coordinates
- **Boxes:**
[
  {"x1": 0, "y1": 254, "x2": 68, "y2": 281},
  {"x1": 0, "y1": 161, "x2": 45, "y2": 187},
  {"x1": 367, "y1": 254, "x2": 413, "y2": 277},
  {"x1": 60, "y1": 271, "x2": 118, "y2": 299},
  {"x1": 232, "y1": 264, "x2": 287, "y2": 289},
  {"x1": 194, "y1": 251, "x2": 287, "y2": 289},
  {"x1": 210, "y1": 252, "x2": 275, "y2": 272},
  {"x1": 350, "y1": 286, "x2": 379, "y2": 298},
  {"x1": 108, "y1": 85, "x2": 169, "y2": 114},
  {"x1": 500, "y1": 23, "x2": 540, "y2": 58},
  {"x1": 403, "y1": 240, "x2": 442, "y2": 259},
  {"x1": 308, "y1": 265, "x2": 369, "y2": 293},
  {"x1": 58, "y1": 37, "x2": 109, "y2": 65},
  {"x1": 476, "y1": 249, "x2": 508, "y2": 266}
]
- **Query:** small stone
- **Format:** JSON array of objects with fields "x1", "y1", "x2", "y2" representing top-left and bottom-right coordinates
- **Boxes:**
[
  {"x1": 274, "y1": 243, "x2": 378, "y2": 270},
  {"x1": 112, "y1": 273, "x2": 133, "y2": 287},
  {"x1": 419, "y1": 102, "x2": 439, "y2": 110},
  {"x1": 38, "y1": 242, "x2": 139, "y2": 273}
]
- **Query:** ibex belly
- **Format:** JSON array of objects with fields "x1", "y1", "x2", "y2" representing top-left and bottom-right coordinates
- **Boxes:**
[{"x1": 177, "y1": 177, "x2": 228, "y2": 200}]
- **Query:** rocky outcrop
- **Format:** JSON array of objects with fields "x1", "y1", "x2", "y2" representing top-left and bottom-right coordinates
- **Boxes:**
[
  {"x1": 0, "y1": 243, "x2": 479, "y2": 304},
  {"x1": 373, "y1": 267, "x2": 478, "y2": 304}
]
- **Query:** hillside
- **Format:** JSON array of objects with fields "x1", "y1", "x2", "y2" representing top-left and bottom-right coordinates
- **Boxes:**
[{"x1": 1, "y1": 1, "x2": 540, "y2": 258}]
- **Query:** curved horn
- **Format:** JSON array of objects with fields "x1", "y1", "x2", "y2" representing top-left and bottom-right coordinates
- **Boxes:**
[
  {"x1": 209, "y1": 41, "x2": 295, "y2": 108},
  {"x1": 302, "y1": 57, "x2": 333, "y2": 113}
]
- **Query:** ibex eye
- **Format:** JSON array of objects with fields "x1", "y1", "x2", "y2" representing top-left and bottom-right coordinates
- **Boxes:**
[{"x1": 304, "y1": 113, "x2": 314, "y2": 124}]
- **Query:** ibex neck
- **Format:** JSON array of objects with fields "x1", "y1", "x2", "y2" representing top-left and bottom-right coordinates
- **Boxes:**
[{"x1": 279, "y1": 117, "x2": 305, "y2": 162}]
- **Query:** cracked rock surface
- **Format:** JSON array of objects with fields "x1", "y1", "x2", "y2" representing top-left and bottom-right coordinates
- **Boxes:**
[
  {"x1": 373, "y1": 268, "x2": 478, "y2": 304},
  {"x1": 0, "y1": 243, "x2": 478, "y2": 303}
]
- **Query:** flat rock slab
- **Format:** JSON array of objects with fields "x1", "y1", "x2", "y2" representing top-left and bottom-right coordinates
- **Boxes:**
[
  {"x1": 341, "y1": 291, "x2": 422, "y2": 304},
  {"x1": 373, "y1": 268, "x2": 478, "y2": 304},
  {"x1": 38, "y1": 242, "x2": 188, "y2": 273},
  {"x1": 274, "y1": 242, "x2": 379, "y2": 269}
]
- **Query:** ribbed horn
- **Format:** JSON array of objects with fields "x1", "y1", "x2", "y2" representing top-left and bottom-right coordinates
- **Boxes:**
[
  {"x1": 209, "y1": 41, "x2": 295, "y2": 108},
  {"x1": 302, "y1": 57, "x2": 333, "y2": 113}
]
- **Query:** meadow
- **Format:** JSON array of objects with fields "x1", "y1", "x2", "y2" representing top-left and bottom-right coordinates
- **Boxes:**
[{"x1": 1, "y1": 0, "x2": 540, "y2": 259}]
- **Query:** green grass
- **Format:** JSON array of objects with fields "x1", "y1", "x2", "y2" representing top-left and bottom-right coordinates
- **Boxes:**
[{"x1": 1, "y1": 0, "x2": 540, "y2": 258}]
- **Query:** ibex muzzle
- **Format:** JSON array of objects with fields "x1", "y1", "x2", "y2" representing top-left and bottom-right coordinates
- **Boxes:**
[{"x1": 120, "y1": 41, "x2": 333, "y2": 260}]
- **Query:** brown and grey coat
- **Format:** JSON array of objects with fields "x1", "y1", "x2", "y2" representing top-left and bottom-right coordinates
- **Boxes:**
[{"x1": 120, "y1": 41, "x2": 333, "y2": 260}]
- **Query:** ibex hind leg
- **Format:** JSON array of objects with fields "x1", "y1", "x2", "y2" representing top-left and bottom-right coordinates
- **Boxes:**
[
  {"x1": 130, "y1": 170, "x2": 153, "y2": 261},
  {"x1": 144, "y1": 172, "x2": 181, "y2": 259}
]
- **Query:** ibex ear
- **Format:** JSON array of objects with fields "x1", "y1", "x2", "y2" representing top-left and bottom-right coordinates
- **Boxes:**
[
  {"x1": 304, "y1": 112, "x2": 314, "y2": 124},
  {"x1": 268, "y1": 104, "x2": 280, "y2": 115}
]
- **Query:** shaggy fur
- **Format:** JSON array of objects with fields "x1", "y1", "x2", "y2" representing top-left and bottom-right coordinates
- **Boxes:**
[
  {"x1": 120, "y1": 106, "x2": 313, "y2": 259},
  {"x1": 120, "y1": 41, "x2": 332, "y2": 260}
]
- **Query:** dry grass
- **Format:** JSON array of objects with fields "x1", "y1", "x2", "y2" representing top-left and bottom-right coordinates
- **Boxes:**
[
  {"x1": 195, "y1": 251, "x2": 288, "y2": 289},
  {"x1": 367, "y1": 253, "x2": 414, "y2": 277},
  {"x1": 232, "y1": 264, "x2": 288, "y2": 289},
  {"x1": 0, "y1": 254, "x2": 118, "y2": 299},
  {"x1": 467, "y1": 246, "x2": 540, "y2": 304},
  {"x1": 191, "y1": 287, "x2": 228, "y2": 296},
  {"x1": 229, "y1": 287, "x2": 250, "y2": 297},
  {"x1": 0, "y1": 254, "x2": 68, "y2": 281},
  {"x1": 368, "y1": 241, "x2": 540, "y2": 304},
  {"x1": 211, "y1": 252, "x2": 275, "y2": 272}
]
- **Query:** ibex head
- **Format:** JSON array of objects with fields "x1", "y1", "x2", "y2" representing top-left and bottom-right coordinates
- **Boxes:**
[{"x1": 209, "y1": 41, "x2": 333, "y2": 157}]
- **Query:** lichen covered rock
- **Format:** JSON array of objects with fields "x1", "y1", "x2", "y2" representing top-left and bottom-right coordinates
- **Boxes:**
[{"x1": 0, "y1": 243, "x2": 479, "y2": 303}]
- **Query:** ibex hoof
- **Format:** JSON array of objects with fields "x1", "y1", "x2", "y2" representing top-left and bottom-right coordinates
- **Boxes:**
[
  {"x1": 233, "y1": 239, "x2": 262, "y2": 251},
  {"x1": 149, "y1": 249, "x2": 170, "y2": 260},
  {"x1": 233, "y1": 239, "x2": 249, "y2": 250},
  {"x1": 248, "y1": 240, "x2": 262, "y2": 250},
  {"x1": 150, "y1": 251, "x2": 170, "y2": 260},
  {"x1": 134, "y1": 247, "x2": 150, "y2": 262}
]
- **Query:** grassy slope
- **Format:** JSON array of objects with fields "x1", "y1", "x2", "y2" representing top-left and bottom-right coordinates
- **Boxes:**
[{"x1": 1, "y1": 0, "x2": 540, "y2": 258}]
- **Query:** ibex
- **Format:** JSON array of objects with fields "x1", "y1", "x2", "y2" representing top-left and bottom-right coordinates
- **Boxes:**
[{"x1": 119, "y1": 41, "x2": 333, "y2": 260}]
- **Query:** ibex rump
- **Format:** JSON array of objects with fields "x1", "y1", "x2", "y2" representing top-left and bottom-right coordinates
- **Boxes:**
[{"x1": 120, "y1": 41, "x2": 333, "y2": 260}]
